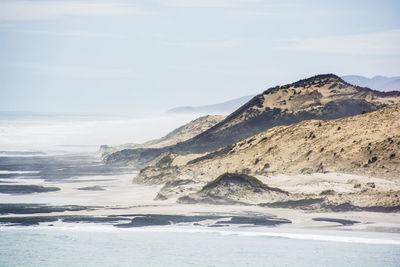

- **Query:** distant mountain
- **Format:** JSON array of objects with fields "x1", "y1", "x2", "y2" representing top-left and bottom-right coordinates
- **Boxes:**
[
  {"x1": 341, "y1": 75, "x2": 400, "y2": 91},
  {"x1": 166, "y1": 95, "x2": 254, "y2": 115},
  {"x1": 104, "y1": 74, "x2": 400, "y2": 167}
]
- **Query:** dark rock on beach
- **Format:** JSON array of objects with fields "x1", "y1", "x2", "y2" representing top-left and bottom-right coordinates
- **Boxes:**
[
  {"x1": 77, "y1": 186, "x2": 105, "y2": 191},
  {"x1": 312, "y1": 217, "x2": 359, "y2": 226},
  {"x1": 0, "y1": 185, "x2": 60, "y2": 194},
  {"x1": 0, "y1": 203, "x2": 91, "y2": 215}
]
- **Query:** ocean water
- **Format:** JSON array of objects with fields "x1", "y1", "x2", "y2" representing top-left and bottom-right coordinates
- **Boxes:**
[{"x1": 1, "y1": 227, "x2": 400, "y2": 267}]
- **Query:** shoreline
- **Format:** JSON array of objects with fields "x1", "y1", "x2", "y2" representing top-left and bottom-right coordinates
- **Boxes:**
[
  {"x1": 2, "y1": 221, "x2": 400, "y2": 246},
  {"x1": 1, "y1": 167, "x2": 400, "y2": 238},
  {"x1": 1, "y1": 201, "x2": 400, "y2": 235}
]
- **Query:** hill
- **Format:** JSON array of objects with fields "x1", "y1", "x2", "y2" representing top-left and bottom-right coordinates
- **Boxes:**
[
  {"x1": 166, "y1": 75, "x2": 400, "y2": 116},
  {"x1": 136, "y1": 105, "x2": 400, "y2": 210},
  {"x1": 177, "y1": 173, "x2": 290, "y2": 205},
  {"x1": 99, "y1": 115, "x2": 225, "y2": 165},
  {"x1": 104, "y1": 74, "x2": 400, "y2": 167}
]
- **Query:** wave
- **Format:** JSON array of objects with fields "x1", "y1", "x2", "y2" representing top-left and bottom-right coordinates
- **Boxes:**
[
  {"x1": 0, "y1": 178, "x2": 45, "y2": 184},
  {"x1": 0, "y1": 170, "x2": 40, "y2": 175},
  {"x1": 3, "y1": 223, "x2": 400, "y2": 246}
]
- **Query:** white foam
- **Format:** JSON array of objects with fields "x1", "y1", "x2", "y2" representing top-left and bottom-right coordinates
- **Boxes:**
[
  {"x1": 0, "y1": 178, "x2": 45, "y2": 184},
  {"x1": 0, "y1": 170, "x2": 40, "y2": 175},
  {"x1": 130, "y1": 227, "x2": 400, "y2": 245},
  {"x1": 0, "y1": 194, "x2": 84, "y2": 205},
  {"x1": 3, "y1": 224, "x2": 400, "y2": 245}
]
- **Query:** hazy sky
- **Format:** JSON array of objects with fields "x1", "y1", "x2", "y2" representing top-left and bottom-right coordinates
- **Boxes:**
[{"x1": 1, "y1": 0, "x2": 399, "y2": 115}]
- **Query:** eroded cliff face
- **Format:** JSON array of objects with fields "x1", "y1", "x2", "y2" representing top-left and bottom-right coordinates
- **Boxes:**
[{"x1": 136, "y1": 105, "x2": 400, "y2": 210}]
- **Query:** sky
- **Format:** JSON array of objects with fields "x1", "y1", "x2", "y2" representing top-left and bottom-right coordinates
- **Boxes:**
[{"x1": 1, "y1": 0, "x2": 400, "y2": 115}]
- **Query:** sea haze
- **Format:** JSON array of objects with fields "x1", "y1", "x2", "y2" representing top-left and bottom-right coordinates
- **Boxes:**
[{"x1": 0, "y1": 111, "x2": 200, "y2": 153}]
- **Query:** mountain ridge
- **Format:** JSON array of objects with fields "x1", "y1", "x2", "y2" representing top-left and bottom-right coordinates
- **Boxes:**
[
  {"x1": 171, "y1": 74, "x2": 400, "y2": 154},
  {"x1": 165, "y1": 74, "x2": 400, "y2": 116},
  {"x1": 103, "y1": 74, "x2": 400, "y2": 167}
]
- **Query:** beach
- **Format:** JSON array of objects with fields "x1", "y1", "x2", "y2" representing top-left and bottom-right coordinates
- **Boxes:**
[{"x1": 1, "y1": 156, "x2": 400, "y2": 235}]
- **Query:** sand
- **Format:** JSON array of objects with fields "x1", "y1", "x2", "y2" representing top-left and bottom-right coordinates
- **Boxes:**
[{"x1": 1, "y1": 172, "x2": 400, "y2": 236}]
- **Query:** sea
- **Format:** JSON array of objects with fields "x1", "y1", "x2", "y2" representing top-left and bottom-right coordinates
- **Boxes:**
[
  {"x1": 1, "y1": 226, "x2": 400, "y2": 267},
  {"x1": 0, "y1": 111, "x2": 399, "y2": 267}
]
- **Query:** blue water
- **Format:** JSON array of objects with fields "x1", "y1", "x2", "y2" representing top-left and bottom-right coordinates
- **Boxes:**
[{"x1": 1, "y1": 228, "x2": 399, "y2": 267}]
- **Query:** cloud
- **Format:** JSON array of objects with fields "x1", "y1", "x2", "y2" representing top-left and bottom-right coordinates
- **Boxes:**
[
  {"x1": 151, "y1": 33, "x2": 167, "y2": 39},
  {"x1": 279, "y1": 30, "x2": 400, "y2": 56},
  {"x1": 162, "y1": 0, "x2": 260, "y2": 8},
  {"x1": 168, "y1": 64, "x2": 270, "y2": 73},
  {"x1": 21, "y1": 63, "x2": 134, "y2": 78},
  {"x1": 167, "y1": 40, "x2": 240, "y2": 48},
  {"x1": 6, "y1": 30, "x2": 124, "y2": 39},
  {"x1": 0, "y1": 0, "x2": 155, "y2": 21}
]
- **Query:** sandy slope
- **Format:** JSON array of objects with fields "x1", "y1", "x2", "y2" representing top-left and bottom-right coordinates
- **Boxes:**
[
  {"x1": 134, "y1": 105, "x2": 400, "y2": 209},
  {"x1": 98, "y1": 115, "x2": 225, "y2": 159}
]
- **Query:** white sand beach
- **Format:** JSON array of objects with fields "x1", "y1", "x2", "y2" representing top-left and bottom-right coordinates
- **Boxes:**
[{"x1": 2, "y1": 171, "x2": 400, "y2": 238}]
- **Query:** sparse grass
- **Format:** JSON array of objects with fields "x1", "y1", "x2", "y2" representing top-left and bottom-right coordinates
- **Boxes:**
[
  {"x1": 187, "y1": 144, "x2": 235, "y2": 165},
  {"x1": 202, "y1": 173, "x2": 287, "y2": 194},
  {"x1": 155, "y1": 154, "x2": 174, "y2": 168},
  {"x1": 320, "y1": 189, "x2": 335, "y2": 195},
  {"x1": 257, "y1": 136, "x2": 268, "y2": 144}
]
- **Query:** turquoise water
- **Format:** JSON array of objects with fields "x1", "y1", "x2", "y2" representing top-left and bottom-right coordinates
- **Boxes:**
[{"x1": 1, "y1": 227, "x2": 399, "y2": 267}]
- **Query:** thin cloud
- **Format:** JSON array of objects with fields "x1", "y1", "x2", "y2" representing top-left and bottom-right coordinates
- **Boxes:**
[
  {"x1": 21, "y1": 63, "x2": 134, "y2": 78},
  {"x1": 0, "y1": 0, "x2": 155, "y2": 21},
  {"x1": 279, "y1": 30, "x2": 400, "y2": 56},
  {"x1": 162, "y1": 0, "x2": 260, "y2": 8},
  {"x1": 168, "y1": 64, "x2": 270, "y2": 73},
  {"x1": 167, "y1": 40, "x2": 240, "y2": 48},
  {"x1": 4, "y1": 30, "x2": 125, "y2": 39}
]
